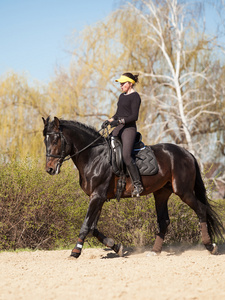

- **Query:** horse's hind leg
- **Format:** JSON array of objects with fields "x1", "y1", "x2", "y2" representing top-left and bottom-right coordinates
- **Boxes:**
[
  {"x1": 152, "y1": 188, "x2": 172, "y2": 254},
  {"x1": 91, "y1": 210, "x2": 123, "y2": 256},
  {"x1": 92, "y1": 229, "x2": 123, "y2": 256},
  {"x1": 178, "y1": 191, "x2": 217, "y2": 254}
]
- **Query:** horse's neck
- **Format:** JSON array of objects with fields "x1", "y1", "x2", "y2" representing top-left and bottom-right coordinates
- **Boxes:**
[
  {"x1": 69, "y1": 127, "x2": 100, "y2": 151},
  {"x1": 67, "y1": 126, "x2": 104, "y2": 165},
  {"x1": 68, "y1": 129, "x2": 108, "y2": 194}
]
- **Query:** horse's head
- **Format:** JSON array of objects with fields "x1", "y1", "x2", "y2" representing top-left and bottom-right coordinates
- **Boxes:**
[{"x1": 42, "y1": 116, "x2": 71, "y2": 175}]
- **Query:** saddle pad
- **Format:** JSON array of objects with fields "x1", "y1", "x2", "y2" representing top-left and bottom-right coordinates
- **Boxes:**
[{"x1": 133, "y1": 146, "x2": 159, "y2": 176}]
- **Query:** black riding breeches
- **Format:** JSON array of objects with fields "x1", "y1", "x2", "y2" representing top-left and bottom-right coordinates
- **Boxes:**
[{"x1": 112, "y1": 125, "x2": 136, "y2": 165}]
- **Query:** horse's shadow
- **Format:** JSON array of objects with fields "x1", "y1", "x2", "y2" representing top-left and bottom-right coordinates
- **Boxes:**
[
  {"x1": 101, "y1": 246, "x2": 156, "y2": 259},
  {"x1": 216, "y1": 244, "x2": 225, "y2": 254},
  {"x1": 163, "y1": 243, "x2": 225, "y2": 256},
  {"x1": 101, "y1": 247, "x2": 135, "y2": 259},
  {"x1": 101, "y1": 243, "x2": 225, "y2": 259}
]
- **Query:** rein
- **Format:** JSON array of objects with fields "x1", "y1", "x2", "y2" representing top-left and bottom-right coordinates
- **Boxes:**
[
  {"x1": 63, "y1": 131, "x2": 104, "y2": 162},
  {"x1": 46, "y1": 126, "x2": 109, "y2": 165}
]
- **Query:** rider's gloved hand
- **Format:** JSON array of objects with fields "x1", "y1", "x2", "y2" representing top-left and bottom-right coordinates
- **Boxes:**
[
  {"x1": 110, "y1": 120, "x2": 120, "y2": 128},
  {"x1": 101, "y1": 120, "x2": 110, "y2": 129}
]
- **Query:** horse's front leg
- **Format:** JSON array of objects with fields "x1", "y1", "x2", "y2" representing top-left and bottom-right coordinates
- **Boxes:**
[{"x1": 70, "y1": 193, "x2": 104, "y2": 258}]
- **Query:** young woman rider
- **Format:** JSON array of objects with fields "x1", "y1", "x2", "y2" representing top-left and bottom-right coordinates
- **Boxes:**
[{"x1": 102, "y1": 72, "x2": 143, "y2": 197}]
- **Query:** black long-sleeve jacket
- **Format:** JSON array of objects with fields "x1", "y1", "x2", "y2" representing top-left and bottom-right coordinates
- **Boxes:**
[{"x1": 112, "y1": 92, "x2": 141, "y2": 126}]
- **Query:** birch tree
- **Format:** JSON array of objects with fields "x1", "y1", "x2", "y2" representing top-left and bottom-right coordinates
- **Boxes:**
[
  {"x1": 129, "y1": 0, "x2": 225, "y2": 160},
  {"x1": 54, "y1": 0, "x2": 225, "y2": 162}
]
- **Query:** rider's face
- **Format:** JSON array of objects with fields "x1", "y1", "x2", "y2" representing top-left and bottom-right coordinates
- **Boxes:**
[{"x1": 120, "y1": 81, "x2": 132, "y2": 93}]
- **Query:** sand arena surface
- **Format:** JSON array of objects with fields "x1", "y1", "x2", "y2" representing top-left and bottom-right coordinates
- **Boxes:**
[{"x1": 1, "y1": 245, "x2": 225, "y2": 300}]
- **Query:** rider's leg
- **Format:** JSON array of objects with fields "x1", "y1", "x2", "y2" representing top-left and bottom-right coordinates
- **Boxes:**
[
  {"x1": 121, "y1": 127, "x2": 143, "y2": 197},
  {"x1": 126, "y1": 160, "x2": 143, "y2": 197}
]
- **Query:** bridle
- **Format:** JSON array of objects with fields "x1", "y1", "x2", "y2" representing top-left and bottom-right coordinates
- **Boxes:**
[
  {"x1": 45, "y1": 128, "x2": 68, "y2": 171},
  {"x1": 45, "y1": 126, "x2": 108, "y2": 168}
]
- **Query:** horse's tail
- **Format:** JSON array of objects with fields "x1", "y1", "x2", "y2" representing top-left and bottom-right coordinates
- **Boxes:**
[{"x1": 193, "y1": 156, "x2": 224, "y2": 242}]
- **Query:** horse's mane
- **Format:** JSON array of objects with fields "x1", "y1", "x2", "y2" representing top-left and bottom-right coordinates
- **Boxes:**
[
  {"x1": 43, "y1": 118, "x2": 103, "y2": 142},
  {"x1": 58, "y1": 119, "x2": 102, "y2": 139}
]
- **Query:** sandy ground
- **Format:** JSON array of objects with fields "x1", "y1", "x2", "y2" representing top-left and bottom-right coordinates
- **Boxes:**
[{"x1": 1, "y1": 244, "x2": 225, "y2": 300}]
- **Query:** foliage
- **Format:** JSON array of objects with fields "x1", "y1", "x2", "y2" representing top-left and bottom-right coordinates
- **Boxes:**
[
  {"x1": 48, "y1": 0, "x2": 225, "y2": 164},
  {"x1": 129, "y1": 0, "x2": 225, "y2": 163},
  {"x1": 0, "y1": 1, "x2": 225, "y2": 167},
  {"x1": 0, "y1": 158, "x2": 89, "y2": 250},
  {"x1": 0, "y1": 72, "x2": 48, "y2": 161},
  {"x1": 99, "y1": 196, "x2": 158, "y2": 247},
  {"x1": 1, "y1": 158, "x2": 224, "y2": 251},
  {"x1": 98, "y1": 194, "x2": 204, "y2": 247}
]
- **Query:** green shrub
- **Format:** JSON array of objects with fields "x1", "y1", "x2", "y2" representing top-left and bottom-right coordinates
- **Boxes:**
[
  {"x1": 0, "y1": 158, "x2": 224, "y2": 251},
  {"x1": 166, "y1": 196, "x2": 200, "y2": 244},
  {"x1": 98, "y1": 196, "x2": 157, "y2": 247},
  {"x1": 0, "y1": 158, "x2": 89, "y2": 250},
  {"x1": 98, "y1": 194, "x2": 203, "y2": 247}
]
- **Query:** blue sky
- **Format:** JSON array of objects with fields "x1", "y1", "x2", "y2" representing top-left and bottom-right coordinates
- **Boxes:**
[
  {"x1": 0, "y1": 0, "x2": 118, "y2": 83},
  {"x1": 0, "y1": 0, "x2": 224, "y2": 84}
]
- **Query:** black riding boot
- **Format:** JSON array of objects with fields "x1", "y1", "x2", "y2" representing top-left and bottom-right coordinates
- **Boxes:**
[{"x1": 127, "y1": 161, "x2": 143, "y2": 197}]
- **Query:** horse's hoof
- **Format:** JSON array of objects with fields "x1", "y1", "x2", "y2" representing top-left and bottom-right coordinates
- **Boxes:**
[
  {"x1": 205, "y1": 243, "x2": 218, "y2": 255},
  {"x1": 116, "y1": 244, "x2": 124, "y2": 257},
  {"x1": 210, "y1": 243, "x2": 218, "y2": 255},
  {"x1": 68, "y1": 255, "x2": 78, "y2": 260},
  {"x1": 70, "y1": 251, "x2": 81, "y2": 258},
  {"x1": 112, "y1": 243, "x2": 123, "y2": 256}
]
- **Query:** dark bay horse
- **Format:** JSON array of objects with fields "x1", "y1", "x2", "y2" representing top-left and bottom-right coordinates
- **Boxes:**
[{"x1": 42, "y1": 116, "x2": 224, "y2": 258}]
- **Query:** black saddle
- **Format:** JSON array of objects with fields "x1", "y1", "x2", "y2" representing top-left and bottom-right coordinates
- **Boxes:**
[{"x1": 110, "y1": 133, "x2": 159, "y2": 177}]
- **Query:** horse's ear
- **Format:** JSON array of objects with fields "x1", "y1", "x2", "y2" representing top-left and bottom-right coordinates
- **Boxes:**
[
  {"x1": 54, "y1": 116, "x2": 60, "y2": 130},
  {"x1": 42, "y1": 116, "x2": 50, "y2": 126}
]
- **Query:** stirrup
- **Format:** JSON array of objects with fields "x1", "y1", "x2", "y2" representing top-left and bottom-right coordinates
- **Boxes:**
[{"x1": 132, "y1": 183, "x2": 143, "y2": 197}]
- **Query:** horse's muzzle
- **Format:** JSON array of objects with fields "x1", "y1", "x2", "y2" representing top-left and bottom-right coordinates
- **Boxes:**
[
  {"x1": 46, "y1": 167, "x2": 56, "y2": 175},
  {"x1": 46, "y1": 164, "x2": 61, "y2": 175},
  {"x1": 46, "y1": 158, "x2": 62, "y2": 175}
]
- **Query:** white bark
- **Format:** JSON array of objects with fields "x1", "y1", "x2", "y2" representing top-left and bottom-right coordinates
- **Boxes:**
[{"x1": 131, "y1": 0, "x2": 223, "y2": 156}]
